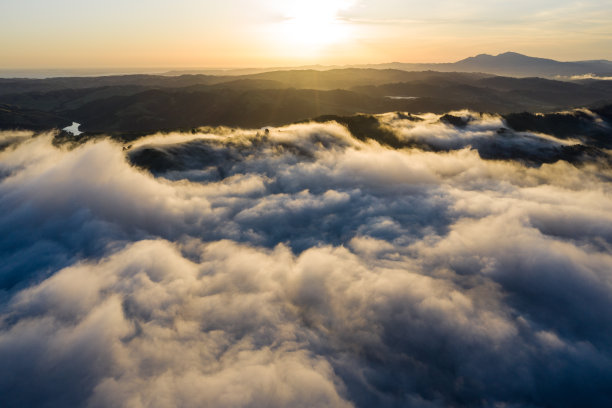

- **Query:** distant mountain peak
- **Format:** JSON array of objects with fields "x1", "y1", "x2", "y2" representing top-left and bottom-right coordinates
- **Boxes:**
[
  {"x1": 497, "y1": 51, "x2": 525, "y2": 57},
  {"x1": 459, "y1": 52, "x2": 542, "y2": 63},
  {"x1": 447, "y1": 51, "x2": 612, "y2": 77}
]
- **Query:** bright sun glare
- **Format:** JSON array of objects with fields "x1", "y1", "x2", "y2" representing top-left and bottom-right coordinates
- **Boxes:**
[{"x1": 278, "y1": 0, "x2": 353, "y2": 50}]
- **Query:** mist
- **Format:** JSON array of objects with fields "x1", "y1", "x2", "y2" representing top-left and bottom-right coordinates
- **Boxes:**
[{"x1": 1, "y1": 112, "x2": 612, "y2": 407}]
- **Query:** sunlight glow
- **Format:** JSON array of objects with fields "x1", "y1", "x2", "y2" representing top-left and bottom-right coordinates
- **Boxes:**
[{"x1": 277, "y1": 0, "x2": 354, "y2": 50}]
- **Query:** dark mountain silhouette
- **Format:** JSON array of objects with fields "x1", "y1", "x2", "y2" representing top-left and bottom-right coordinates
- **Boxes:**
[
  {"x1": 0, "y1": 104, "x2": 68, "y2": 131},
  {"x1": 356, "y1": 52, "x2": 612, "y2": 78},
  {"x1": 160, "y1": 53, "x2": 612, "y2": 79},
  {"x1": 1, "y1": 68, "x2": 611, "y2": 134},
  {"x1": 452, "y1": 52, "x2": 612, "y2": 77},
  {"x1": 0, "y1": 70, "x2": 490, "y2": 97}
]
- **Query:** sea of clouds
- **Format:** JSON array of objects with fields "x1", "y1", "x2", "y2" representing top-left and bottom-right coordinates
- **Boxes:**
[{"x1": 1, "y1": 112, "x2": 612, "y2": 407}]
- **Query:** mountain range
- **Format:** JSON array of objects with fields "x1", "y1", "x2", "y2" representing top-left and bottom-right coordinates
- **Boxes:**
[
  {"x1": 164, "y1": 52, "x2": 612, "y2": 79},
  {"x1": 3, "y1": 52, "x2": 612, "y2": 80},
  {"x1": 356, "y1": 52, "x2": 612, "y2": 79},
  {"x1": 1, "y1": 53, "x2": 612, "y2": 137}
]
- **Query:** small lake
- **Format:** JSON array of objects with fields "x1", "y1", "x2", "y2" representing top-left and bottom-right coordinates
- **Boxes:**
[
  {"x1": 385, "y1": 96, "x2": 420, "y2": 100},
  {"x1": 63, "y1": 122, "x2": 83, "y2": 136}
]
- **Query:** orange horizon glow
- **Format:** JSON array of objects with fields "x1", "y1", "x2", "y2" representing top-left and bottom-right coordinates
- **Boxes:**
[{"x1": 1, "y1": 0, "x2": 611, "y2": 69}]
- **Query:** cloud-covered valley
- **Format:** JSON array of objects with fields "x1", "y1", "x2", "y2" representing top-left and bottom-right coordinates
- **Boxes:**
[{"x1": 1, "y1": 111, "x2": 612, "y2": 407}]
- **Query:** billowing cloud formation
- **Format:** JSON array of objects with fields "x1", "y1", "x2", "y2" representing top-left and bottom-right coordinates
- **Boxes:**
[{"x1": 1, "y1": 115, "x2": 612, "y2": 407}]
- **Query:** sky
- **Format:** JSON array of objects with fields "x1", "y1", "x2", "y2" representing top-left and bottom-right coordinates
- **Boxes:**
[{"x1": 1, "y1": 0, "x2": 611, "y2": 69}]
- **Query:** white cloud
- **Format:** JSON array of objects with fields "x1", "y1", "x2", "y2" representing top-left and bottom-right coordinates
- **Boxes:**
[{"x1": 1, "y1": 116, "x2": 612, "y2": 407}]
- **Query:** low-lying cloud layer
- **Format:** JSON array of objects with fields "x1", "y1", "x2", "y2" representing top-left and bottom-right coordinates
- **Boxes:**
[{"x1": 1, "y1": 112, "x2": 612, "y2": 407}]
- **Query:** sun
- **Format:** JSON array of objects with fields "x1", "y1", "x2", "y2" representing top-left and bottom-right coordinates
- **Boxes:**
[{"x1": 278, "y1": 0, "x2": 354, "y2": 49}]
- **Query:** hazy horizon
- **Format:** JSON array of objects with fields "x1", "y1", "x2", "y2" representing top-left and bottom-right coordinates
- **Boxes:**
[{"x1": 2, "y1": 51, "x2": 612, "y2": 80}]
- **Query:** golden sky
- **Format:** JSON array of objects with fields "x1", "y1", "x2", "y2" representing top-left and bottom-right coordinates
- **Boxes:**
[{"x1": 1, "y1": 0, "x2": 611, "y2": 68}]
